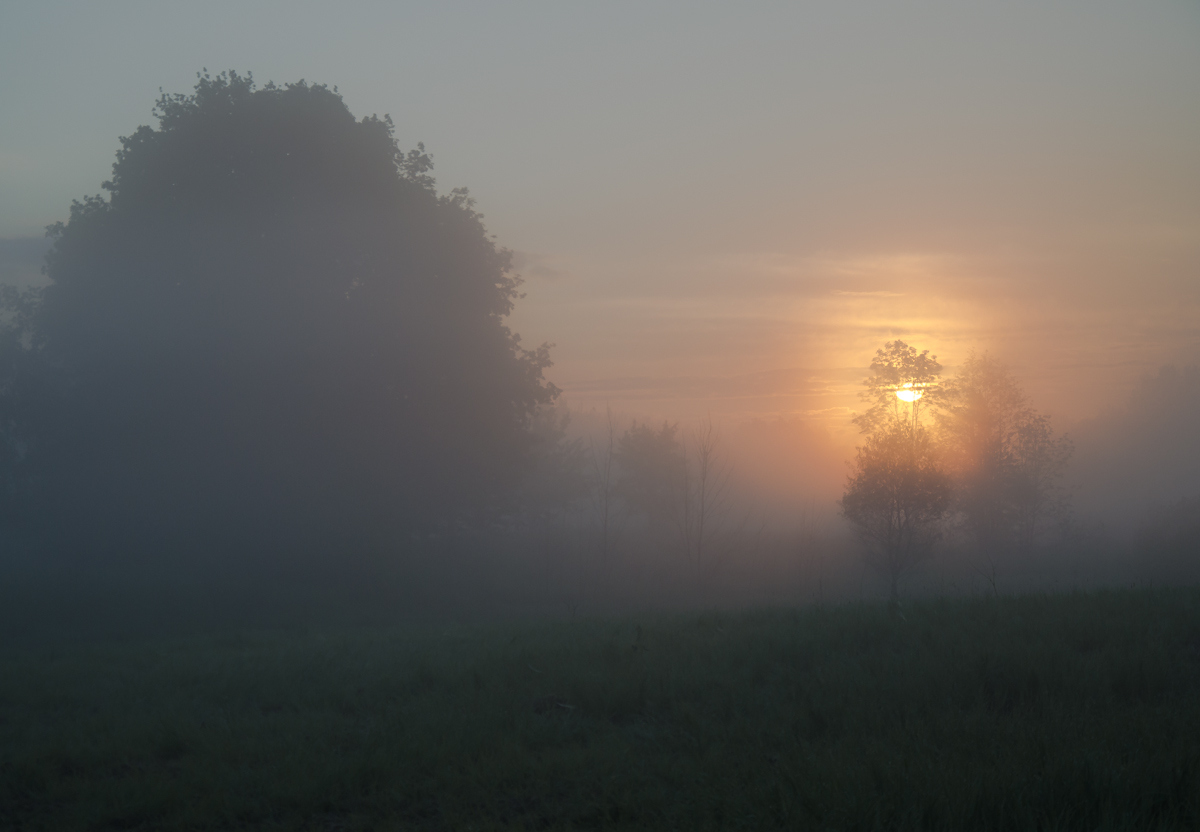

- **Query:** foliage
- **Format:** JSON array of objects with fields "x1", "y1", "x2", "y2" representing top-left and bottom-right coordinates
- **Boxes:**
[
  {"x1": 939, "y1": 353, "x2": 1073, "y2": 590},
  {"x1": 511, "y1": 405, "x2": 591, "y2": 527},
  {"x1": 4, "y1": 589, "x2": 1200, "y2": 830},
  {"x1": 846, "y1": 345, "x2": 1076, "y2": 600},
  {"x1": 844, "y1": 341, "x2": 952, "y2": 601},
  {"x1": 614, "y1": 420, "x2": 685, "y2": 526},
  {"x1": 853, "y1": 339, "x2": 944, "y2": 434},
  {"x1": 5, "y1": 70, "x2": 560, "y2": 559},
  {"x1": 841, "y1": 421, "x2": 952, "y2": 602}
]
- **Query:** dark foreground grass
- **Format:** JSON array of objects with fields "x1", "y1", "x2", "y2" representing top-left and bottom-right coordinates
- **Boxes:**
[{"x1": 3, "y1": 589, "x2": 1200, "y2": 831}]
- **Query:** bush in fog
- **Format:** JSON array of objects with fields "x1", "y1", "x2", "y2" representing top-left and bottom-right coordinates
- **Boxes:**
[
  {"x1": 1072, "y1": 365, "x2": 1200, "y2": 527},
  {"x1": 614, "y1": 421, "x2": 686, "y2": 530},
  {"x1": 0, "y1": 71, "x2": 558, "y2": 562},
  {"x1": 939, "y1": 353, "x2": 1072, "y2": 591},
  {"x1": 1137, "y1": 495, "x2": 1200, "y2": 580},
  {"x1": 511, "y1": 407, "x2": 591, "y2": 528}
]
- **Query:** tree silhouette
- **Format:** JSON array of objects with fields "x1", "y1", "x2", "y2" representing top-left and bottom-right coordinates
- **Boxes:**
[
  {"x1": 7, "y1": 71, "x2": 558, "y2": 562},
  {"x1": 843, "y1": 341, "x2": 951, "y2": 605},
  {"x1": 614, "y1": 421, "x2": 685, "y2": 528},
  {"x1": 939, "y1": 353, "x2": 1072, "y2": 590},
  {"x1": 853, "y1": 340, "x2": 944, "y2": 435},
  {"x1": 589, "y1": 405, "x2": 619, "y2": 560},
  {"x1": 676, "y1": 418, "x2": 736, "y2": 570},
  {"x1": 843, "y1": 421, "x2": 951, "y2": 605}
]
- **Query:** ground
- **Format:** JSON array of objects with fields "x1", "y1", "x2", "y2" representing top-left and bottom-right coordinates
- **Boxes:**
[{"x1": 3, "y1": 588, "x2": 1199, "y2": 830}]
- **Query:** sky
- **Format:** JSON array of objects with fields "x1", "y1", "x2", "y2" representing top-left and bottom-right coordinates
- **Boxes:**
[{"x1": 2, "y1": 0, "x2": 1198, "y2": 445}]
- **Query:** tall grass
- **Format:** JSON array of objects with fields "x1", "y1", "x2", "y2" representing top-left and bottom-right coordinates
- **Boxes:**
[{"x1": 3, "y1": 588, "x2": 1199, "y2": 830}]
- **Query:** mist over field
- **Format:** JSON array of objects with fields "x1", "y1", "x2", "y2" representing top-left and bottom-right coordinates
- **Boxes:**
[
  {"x1": 1, "y1": 4, "x2": 1199, "y2": 828},
  {"x1": 0, "y1": 226, "x2": 1195, "y2": 635}
]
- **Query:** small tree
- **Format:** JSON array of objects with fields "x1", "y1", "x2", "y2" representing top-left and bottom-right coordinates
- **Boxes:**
[
  {"x1": 1009, "y1": 413, "x2": 1072, "y2": 549},
  {"x1": 514, "y1": 405, "x2": 591, "y2": 530},
  {"x1": 676, "y1": 417, "x2": 734, "y2": 569},
  {"x1": 938, "y1": 353, "x2": 1072, "y2": 591},
  {"x1": 842, "y1": 421, "x2": 951, "y2": 605},
  {"x1": 614, "y1": 420, "x2": 685, "y2": 528},
  {"x1": 589, "y1": 405, "x2": 619, "y2": 559},
  {"x1": 854, "y1": 340, "x2": 944, "y2": 435},
  {"x1": 844, "y1": 340, "x2": 951, "y2": 605}
]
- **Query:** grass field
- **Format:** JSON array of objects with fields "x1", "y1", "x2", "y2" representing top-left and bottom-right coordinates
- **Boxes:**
[{"x1": 3, "y1": 588, "x2": 1200, "y2": 830}]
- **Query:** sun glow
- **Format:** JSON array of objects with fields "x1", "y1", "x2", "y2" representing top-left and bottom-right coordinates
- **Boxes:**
[{"x1": 895, "y1": 382, "x2": 924, "y2": 403}]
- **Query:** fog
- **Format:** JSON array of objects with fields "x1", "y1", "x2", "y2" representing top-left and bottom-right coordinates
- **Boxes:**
[{"x1": 0, "y1": 3, "x2": 1197, "y2": 643}]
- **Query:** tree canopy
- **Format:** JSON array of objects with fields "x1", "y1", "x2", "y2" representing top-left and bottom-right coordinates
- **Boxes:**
[
  {"x1": 938, "y1": 353, "x2": 1072, "y2": 584},
  {"x1": 842, "y1": 418, "x2": 951, "y2": 604},
  {"x1": 615, "y1": 421, "x2": 685, "y2": 527},
  {"x1": 4, "y1": 71, "x2": 558, "y2": 562},
  {"x1": 844, "y1": 344, "x2": 1073, "y2": 601},
  {"x1": 853, "y1": 340, "x2": 944, "y2": 434}
]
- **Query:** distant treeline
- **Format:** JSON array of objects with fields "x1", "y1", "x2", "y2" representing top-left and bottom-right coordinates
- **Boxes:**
[
  {"x1": 0, "y1": 72, "x2": 783, "y2": 594},
  {"x1": 0, "y1": 71, "x2": 1196, "y2": 626}
]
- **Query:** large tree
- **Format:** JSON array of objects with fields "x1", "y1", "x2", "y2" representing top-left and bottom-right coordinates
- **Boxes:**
[{"x1": 8, "y1": 71, "x2": 558, "y2": 561}]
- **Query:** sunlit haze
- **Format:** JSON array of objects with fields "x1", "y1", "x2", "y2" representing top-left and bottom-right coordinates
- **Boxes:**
[
  {"x1": 5, "y1": 8, "x2": 1200, "y2": 823},
  {"x1": 2, "y1": 1, "x2": 1198, "y2": 520}
]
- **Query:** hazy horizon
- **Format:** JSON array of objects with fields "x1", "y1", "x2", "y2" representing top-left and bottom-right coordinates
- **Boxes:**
[
  {"x1": 2, "y1": 1, "x2": 1198, "y2": 528},
  {"x1": 4, "y1": 11, "x2": 1199, "y2": 823}
]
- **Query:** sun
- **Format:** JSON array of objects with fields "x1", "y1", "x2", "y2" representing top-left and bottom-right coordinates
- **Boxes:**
[{"x1": 895, "y1": 382, "x2": 924, "y2": 403}]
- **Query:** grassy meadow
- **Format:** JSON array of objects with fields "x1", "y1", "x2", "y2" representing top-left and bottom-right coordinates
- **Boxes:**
[{"x1": 3, "y1": 588, "x2": 1200, "y2": 830}]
